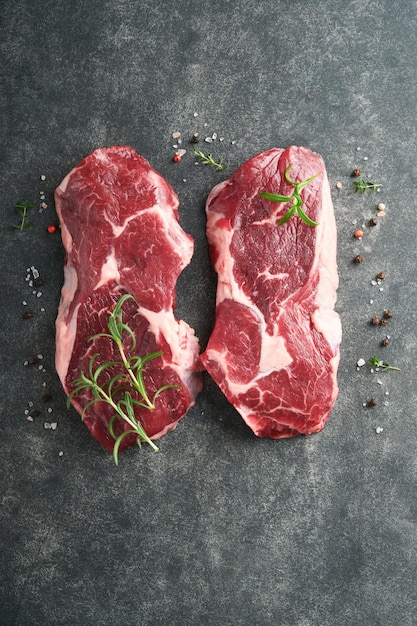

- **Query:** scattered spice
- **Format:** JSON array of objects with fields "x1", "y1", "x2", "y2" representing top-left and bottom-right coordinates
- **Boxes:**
[
  {"x1": 23, "y1": 311, "x2": 33, "y2": 319},
  {"x1": 381, "y1": 337, "x2": 390, "y2": 347},
  {"x1": 47, "y1": 224, "x2": 57, "y2": 234},
  {"x1": 191, "y1": 132, "x2": 200, "y2": 143},
  {"x1": 383, "y1": 309, "x2": 393, "y2": 319},
  {"x1": 172, "y1": 154, "x2": 181, "y2": 163},
  {"x1": 371, "y1": 316, "x2": 380, "y2": 326},
  {"x1": 336, "y1": 181, "x2": 343, "y2": 189},
  {"x1": 377, "y1": 203, "x2": 386, "y2": 211},
  {"x1": 353, "y1": 229, "x2": 363, "y2": 239},
  {"x1": 368, "y1": 218, "x2": 378, "y2": 227},
  {"x1": 376, "y1": 272, "x2": 386, "y2": 280},
  {"x1": 380, "y1": 318, "x2": 388, "y2": 326},
  {"x1": 351, "y1": 168, "x2": 361, "y2": 177},
  {"x1": 367, "y1": 398, "x2": 378, "y2": 407},
  {"x1": 354, "y1": 254, "x2": 364, "y2": 264}
]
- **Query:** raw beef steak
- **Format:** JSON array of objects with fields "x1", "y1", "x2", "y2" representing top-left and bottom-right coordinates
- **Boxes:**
[
  {"x1": 55, "y1": 146, "x2": 203, "y2": 453},
  {"x1": 201, "y1": 146, "x2": 341, "y2": 438}
]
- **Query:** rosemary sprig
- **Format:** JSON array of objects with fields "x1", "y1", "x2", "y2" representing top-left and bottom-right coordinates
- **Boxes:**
[
  {"x1": 354, "y1": 180, "x2": 382, "y2": 194},
  {"x1": 12, "y1": 200, "x2": 37, "y2": 231},
  {"x1": 67, "y1": 294, "x2": 180, "y2": 464},
  {"x1": 259, "y1": 163, "x2": 321, "y2": 226},
  {"x1": 193, "y1": 146, "x2": 227, "y2": 171},
  {"x1": 259, "y1": 164, "x2": 321, "y2": 227},
  {"x1": 368, "y1": 355, "x2": 400, "y2": 372}
]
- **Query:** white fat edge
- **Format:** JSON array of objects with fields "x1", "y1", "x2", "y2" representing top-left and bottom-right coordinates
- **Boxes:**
[
  {"x1": 138, "y1": 306, "x2": 201, "y2": 373},
  {"x1": 55, "y1": 264, "x2": 79, "y2": 387},
  {"x1": 94, "y1": 249, "x2": 120, "y2": 289},
  {"x1": 56, "y1": 302, "x2": 81, "y2": 388},
  {"x1": 310, "y1": 172, "x2": 342, "y2": 352},
  {"x1": 54, "y1": 188, "x2": 74, "y2": 253}
]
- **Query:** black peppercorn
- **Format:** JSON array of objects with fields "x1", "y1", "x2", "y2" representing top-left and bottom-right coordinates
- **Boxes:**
[
  {"x1": 367, "y1": 398, "x2": 378, "y2": 407},
  {"x1": 383, "y1": 309, "x2": 393, "y2": 319},
  {"x1": 368, "y1": 218, "x2": 378, "y2": 227},
  {"x1": 354, "y1": 254, "x2": 364, "y2": 264},
  {"x1": 23, "y1": 311, "x2": 33, "y2": 319},
  {"x1": 381, "y1": 337, "x2": 390, "y2": 347},
  {"x1": 191, "y1": 132, "x2": 200, "y2": 144},
  {"x1": 377, "y1": 272, "x2": 386, "y2": 280},
  {"x1": 352, "y1": 168, "x2": 361, "y2": 177},
  {"x1": 371, "y1": 316, "x2": 380, "y2": 326}
]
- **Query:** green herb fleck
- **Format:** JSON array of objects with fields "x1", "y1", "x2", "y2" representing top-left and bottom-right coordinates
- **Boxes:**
[
  {"x1": 193, "y1": 146, "x2": 227, "y2": 171},
  {"x1": 12, "y1": 201, "x2": 37, "y2": 231},
  {"x1": 259, "y1": 164, "x2": 321, "y2": 227},
  {"x1": 368, "y1": 355, "x2": 400, "y2": 372},
  {"x1": 354, "y1": 180, "x2": 382, "y2": 194},
  {"x1": 67, "y1": 294, "x2": 180, "y2": 464}
]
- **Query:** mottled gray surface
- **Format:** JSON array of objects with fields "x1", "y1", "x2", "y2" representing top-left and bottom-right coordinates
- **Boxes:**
[{"x1": 1, "y1": 1, "x2": 416, "y2": 625}]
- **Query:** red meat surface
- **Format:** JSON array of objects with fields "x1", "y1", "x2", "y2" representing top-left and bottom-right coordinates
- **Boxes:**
[
  {"x1": 201, "y1": 146, "x2": 341, "y2": 438},
  {"x1": 55, "y1": 146, "x2": 203, "y2": 453}
]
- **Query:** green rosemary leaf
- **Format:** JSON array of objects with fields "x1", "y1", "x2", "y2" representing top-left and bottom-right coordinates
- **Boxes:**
[
  {"x1": 113, "y1": 430, "x2": 137, "y2": 465},
  {"x1": 354, "y1": 180, "x2": 382, "y2": 194},
  {"x1": 297, "y1": 205, "x2": 320, "y2": 227},
  {"x1": 259, "y1": 192, "x2": 293, "y2": 203},
  {"x1": 277, "y1": 206, "x2": 296, "y2": 226},
  {"x1": 259, "y1": 163, "x2": 321, "y2": 228}
]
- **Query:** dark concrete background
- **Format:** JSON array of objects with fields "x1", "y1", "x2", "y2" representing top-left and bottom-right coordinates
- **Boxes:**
[{"x1": 1, "y1": 1, "x2": 416, "y2": 625}]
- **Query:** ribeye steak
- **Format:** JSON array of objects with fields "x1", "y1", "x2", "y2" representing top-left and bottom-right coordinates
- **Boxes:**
[
  {"x1": 55, "y1": 146, "x2": 203, "y2": 454},
  {"x1": 201, "y1": 146, "x2": 341, "y2": 438}
]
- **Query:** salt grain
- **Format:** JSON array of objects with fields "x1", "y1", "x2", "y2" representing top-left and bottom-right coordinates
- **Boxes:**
[
  {"x1": 336, "y1": 182, "x2": 343, "y2": 189},
  {"x1": 59, "y1": 451, "x2": 64, "y2": 457},
  {"x1": 27, "y1": 416, "x2": 34, "y2": 422},
  {"x1": 172, "y1": 131, "x2": 181, "y2": 139},
  {"x1": 50, "y1": 422, "x2": 57, "y2": 430},
  {"x1": 357, "y1": 358, "x2": 366, "y2": 367},
  {"x1": 40, "y1": 174, "x2": 46, "y2": 181},
  {"x1": 204, "y1": 137, "x2": 213, "y2": 143},
  {"x1": 375, "y1": 426, "x2": 383, "y2": 434}
]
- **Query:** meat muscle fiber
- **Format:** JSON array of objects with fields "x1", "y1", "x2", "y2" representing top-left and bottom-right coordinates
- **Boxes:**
[
  {"x1": 55, "y1": 146, "x2": 203, "y2": 453},
  {"x1": 201, "y1": 146, "x2": 342, "y2": 438}
]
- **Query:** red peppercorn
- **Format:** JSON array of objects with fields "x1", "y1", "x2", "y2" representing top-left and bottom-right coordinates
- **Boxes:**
[
  {"x1": 172, "y1": 154, "x2": 181, "y2": 163},
  {"x1": 47, "y1": 224, "x2": 57, "y2": 233},
  {"x1": 353, "y1": 229, "x2": 364, "y2": 239}
]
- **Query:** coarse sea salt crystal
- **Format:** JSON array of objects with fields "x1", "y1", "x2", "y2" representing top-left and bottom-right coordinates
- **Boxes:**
[
  {"x1": 357, "y1": 358, "x2": 366, "y2": 367},
  {"x1": 375, "y1": 426, "x2": 383, "y2": 434}
]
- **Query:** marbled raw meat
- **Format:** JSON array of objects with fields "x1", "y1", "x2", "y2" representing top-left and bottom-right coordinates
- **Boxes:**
[
  {"x1": 55, "y1": 146, "x2": 202, "y2": 453},
  {"x1": 201, "y1": 146, "x2": 341, "y2": 438}
]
